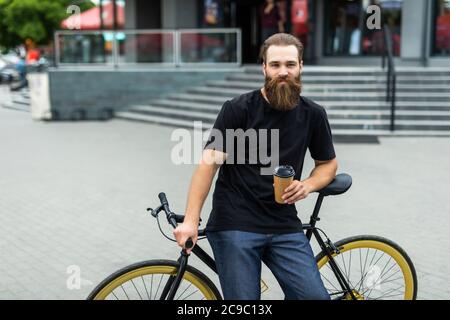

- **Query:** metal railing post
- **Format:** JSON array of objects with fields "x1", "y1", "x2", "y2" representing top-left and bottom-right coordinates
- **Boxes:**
[
  {"x1": 382, "y1": 25, "x2": 397, "y2": 132},
  {"x1": 175, "y1": 30, "x2": 180, "y2": 67},
  {"x1": 390, "y1": 73, "x2": 396, "y2": 132},
  {"x1": 54, "y1": 32, "x2": 60, "y2": 67}
]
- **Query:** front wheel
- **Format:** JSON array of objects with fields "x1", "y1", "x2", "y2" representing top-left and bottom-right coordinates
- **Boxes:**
[
  {"x1": 88, "y1": 260, "x2": 222, "y2": 300},
  {"x1": 316, "y1": 235, "x2": 417, "y2": 300}
]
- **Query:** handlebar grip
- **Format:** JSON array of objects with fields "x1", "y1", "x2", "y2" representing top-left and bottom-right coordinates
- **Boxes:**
[
  {"x1": 185, "y1": 238, "x2": 194, "y2": 249},
  {"x1": 158, "y1": 192, "x2": 168, "y2": 206},
  {"x1": 168, "y1": 216, "x2": 178, "y2": 229}
]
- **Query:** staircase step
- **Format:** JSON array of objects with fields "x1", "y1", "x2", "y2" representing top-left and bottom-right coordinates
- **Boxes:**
[
  {"x1": 207, "y1": 80, "x2": 450, "y2": 92},
  {"x1": 114, "y1": 112, "x2": 450, "y2": 136},
  {"x1": 228, "y1": 74, "x2": 450, "y2": 84},
  {"x1": 150, "y1": 99, "x2": 221, "y2": 113},
  {"x1": 11, "y1": 98, "x2": 30, "y2": 106},
  {"x1": 167, "y1": 92, "x2": 450, "y2": 105},
  {"x1": 116, "y1": 66, "x2": 450, "y2": 136},
  {"x1": 127, "y1": 105, "x2": 217, "y2": 122},
  {"x1": 114, "y1": 111, "x2": 199, "y2": 129},
  {"x1": 138, "y1": 106, "x2": 450, "y2": 122},
  {"x1": 183, "y1": 87, "x2": 450, "y2": 101},
  {"x1": 327, "y1": 110, "x2": 450, "y2": 121},
  {"x1": 137, "y1": 97, "x2": 450, "y2": 113},
  {"x1": 331, "y1": 124, "x2": 450, "y2": 131},
  {"x1": 124, "y1": 104, "x2": 450, "y2": 129},
  {"x1": 243, "y1": 65, "x2": 450, "y2": 76},
  {"x1": 2, "y1": 102, "x2": 30, "y2": 112}
]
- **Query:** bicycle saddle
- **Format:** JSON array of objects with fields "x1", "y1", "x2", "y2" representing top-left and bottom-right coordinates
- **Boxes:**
[{"x1": 317, "y1": 173, "x2": 352, "y2": 196}]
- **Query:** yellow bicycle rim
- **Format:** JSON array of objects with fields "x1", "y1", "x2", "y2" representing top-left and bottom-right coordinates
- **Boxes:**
[
  {"x1": 317, "y1": 240, "x2": 415, "y2": 300},
  {"x1": 93, "y1": 265, "x2": 219, "y2": 300}
]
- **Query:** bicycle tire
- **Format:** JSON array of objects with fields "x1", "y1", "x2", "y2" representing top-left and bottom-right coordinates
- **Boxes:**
[
  {"x1": 315, "y1": 235, "x2": 417, "y2": 300},
  {"x1": 87, "y1": 260, "x2": 222, "y2": 300}
]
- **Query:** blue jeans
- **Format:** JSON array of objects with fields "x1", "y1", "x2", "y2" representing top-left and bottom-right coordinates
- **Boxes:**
[{"x1": 207, "y1": 230, "x2": 330, "y2": 300}]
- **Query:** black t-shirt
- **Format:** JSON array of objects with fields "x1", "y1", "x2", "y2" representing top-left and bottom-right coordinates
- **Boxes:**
[{"x1": 204, "y1": 89, "x2": 336, "y2": 234}]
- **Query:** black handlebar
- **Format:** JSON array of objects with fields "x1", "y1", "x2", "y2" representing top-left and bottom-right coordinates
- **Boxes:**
[{"x1": 157, "y1": 192, "x2": 194, "y2": 249}]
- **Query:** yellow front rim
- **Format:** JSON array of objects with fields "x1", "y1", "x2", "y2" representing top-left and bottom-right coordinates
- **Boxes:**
[
  {"x1": 93, "y1": 266, "x2": 218, "y2": 300},
  {"x1": 317, "y1": 240, "x2": 415, "y2": 300}
]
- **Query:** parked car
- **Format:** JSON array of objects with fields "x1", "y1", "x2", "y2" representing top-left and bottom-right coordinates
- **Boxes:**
[{"x1": 0, "y1": 56, "x2": 21, "y2": 84}]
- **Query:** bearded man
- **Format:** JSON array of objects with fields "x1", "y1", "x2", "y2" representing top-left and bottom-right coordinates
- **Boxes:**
[{"x1": 173, "y1": 33, "x2": 338, "y2": 300}]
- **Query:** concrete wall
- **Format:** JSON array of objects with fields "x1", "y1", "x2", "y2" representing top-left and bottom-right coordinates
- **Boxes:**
[{"x1": 47, "y1": 68, "x2": 242, "y2": 120}]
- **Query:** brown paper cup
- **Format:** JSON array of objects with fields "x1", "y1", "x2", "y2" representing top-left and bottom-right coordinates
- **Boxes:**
[
  {"x1": 273, "y1": 165, "x2": 295, "y2": 204},
  {"x1": 274, "y1": 175, "x2": 294, "y2": 204}
]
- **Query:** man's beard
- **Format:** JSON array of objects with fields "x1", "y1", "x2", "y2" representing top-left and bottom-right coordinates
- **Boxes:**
[{"x1": 264, "y1": 74, "x2": 301, "y2": 111}]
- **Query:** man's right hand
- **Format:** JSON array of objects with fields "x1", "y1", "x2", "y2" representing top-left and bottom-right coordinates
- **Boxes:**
[{"x1": 173, "y1": 222, "x2": 198, "y2": 255}]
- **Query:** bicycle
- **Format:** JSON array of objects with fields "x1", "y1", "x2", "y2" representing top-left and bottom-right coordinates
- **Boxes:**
[{"x1": 88, "y1": 173, "x2": 417, "y2": 300}]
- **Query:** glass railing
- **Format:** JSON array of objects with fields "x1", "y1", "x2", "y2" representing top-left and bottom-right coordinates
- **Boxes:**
[
  {"x1": 55, "y1": 31, "x2": 114, "y2": 65},
  {"x1": 178, "y1": 29, "x2": 240, "y2": 65},
  {"x1": 54, "y1": 29, "x2": 241, "y2": 67}
]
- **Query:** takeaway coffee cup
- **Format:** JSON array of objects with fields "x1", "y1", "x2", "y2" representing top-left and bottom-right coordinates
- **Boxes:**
[{"x1": 273, "y1": 165, "x2": 295, "y2": 204}]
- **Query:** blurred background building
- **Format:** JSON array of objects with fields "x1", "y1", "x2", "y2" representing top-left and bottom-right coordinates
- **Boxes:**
[
  {"x1": 56, "y1": 0, "x2": 450, "y2": 66},
  {"x1": 2, "y1": 0, "x2": 450, "y2": 136}
]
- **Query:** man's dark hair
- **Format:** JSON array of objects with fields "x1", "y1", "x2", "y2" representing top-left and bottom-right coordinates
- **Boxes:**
[{"x1": 259, "y1": 33, "x2": 304, "y2": 64}]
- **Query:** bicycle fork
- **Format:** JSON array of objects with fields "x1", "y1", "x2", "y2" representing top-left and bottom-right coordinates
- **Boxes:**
[
  {"x1": 159, "y1": 250, "x2": 189, "y2": 300},
  {"x1": 313, "y1": 229, "x2": 357, "y2": 300}
]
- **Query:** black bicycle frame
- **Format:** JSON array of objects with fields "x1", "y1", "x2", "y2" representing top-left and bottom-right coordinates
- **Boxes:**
[
  {"x1": 304, "y1": 194, "x2": 356, "y2": 300},
  {"x1": 161, "y1": 194, "x2": 357, "y2": 300},
  {"x1": 159, "y1": 243, "x2": 217, "y2": 300}
]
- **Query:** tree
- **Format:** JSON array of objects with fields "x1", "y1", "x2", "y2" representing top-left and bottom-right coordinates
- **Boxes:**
[{"x1": 0, "y1": 0, "x2": 95, "y2": 50}]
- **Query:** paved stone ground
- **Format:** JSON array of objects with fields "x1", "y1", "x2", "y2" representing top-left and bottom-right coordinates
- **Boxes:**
[{"x1": 1, "y1": 86, "x2": 449, "y2": 299}]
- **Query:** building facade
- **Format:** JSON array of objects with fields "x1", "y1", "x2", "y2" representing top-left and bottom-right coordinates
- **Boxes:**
[{"x1": 122, "y1": 0, "x2": 450, "y2": 66}]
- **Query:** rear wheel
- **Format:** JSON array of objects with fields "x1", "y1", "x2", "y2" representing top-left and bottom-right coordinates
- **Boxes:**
[
  {"x1": 88, "y1": 260, "x2": 222, "y2": 300},
  {"x1": 316, "y1": 235, "x2": 417, "y2": 300}
]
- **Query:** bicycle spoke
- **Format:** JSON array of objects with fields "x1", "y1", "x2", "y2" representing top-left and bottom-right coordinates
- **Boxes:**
[
  {"x1": 380, "y1": 269, "x2": 402, "y2": 284},
  {"x1": 348, "y1": 250, "x2": 352, "y2": 284},
  {"x1": 150, "y1": 274, "x2": 153, "y2": 300},
  {"x1": 368, "y1": 285, "x2": 405, "y2": 300},
  {"x1": 324, "y1": 260, "x2": 356, "y2": 293},
  {"x1": 336, "y1": 254, "x2": 348, "y2": 279},
  {"x1": 175, "y1": 281, "x2": 193, "y2": 300},
  {"x1": 358, "y1": 248, "x2": 364, "y2": 292},
  {"x1": 359, "y1": 248, "x2": 370, "y2": 292},
  {"x1": 120, "y1": 284, "x2": 130, "y2": 300},
  {"x1": 331, "y1": 252, "x2": 356, "y2": 289},
  {"x1": 364, "y1": 255, "x2": 391, "y2": 298},
  {"x1": 320, "y1": 270, "x2": 342, "y2": 292},
  {"x1": 130, "y1": 279, "x2": 143, "y2": 300},
  {"x1": 154, "y1": 274, "x2": 164, "y2": 299},
  {"x1": 356, "y1": 249, "x2": 385, "y2": 292},
  {"x1": 375, "y1": 276, "x2": 405, "y2": 291},
  {"x1": 340, "y1": 251, "x2": 349, "y2": 283},
  {"x1": 181, "y1": 289, "x2": 201, "y2": 300},
  {"x1": 316, "y1": 241, "x2": 414, "y2": 301},
  {"x1": 91, "y1": 262, "x2": 220, "y2": 300},
  {"x1": 363, "y1": 254, "x2": 402, "y2": 298},
  {"x1": 141, "y1": 276, "x2": 150, "y2": 300},
  {"x1": 379, "y1": 261, "x2": 401, "y2": 284}
]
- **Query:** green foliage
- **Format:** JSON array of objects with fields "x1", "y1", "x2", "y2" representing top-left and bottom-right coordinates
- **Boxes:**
[{"x1": 0, "y1": 0, "x2": 95, "y2": 49}]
